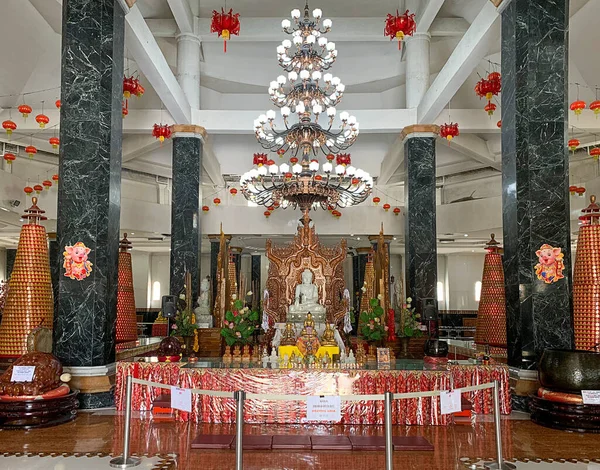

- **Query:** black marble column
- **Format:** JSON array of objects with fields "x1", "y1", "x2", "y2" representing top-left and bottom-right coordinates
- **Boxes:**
[
  {"x1": 251, "y1": 254, "x2": 261, "y2": 295},
  {"x1": 354, "y1": 248, "x2": 370, "y2": 327},
  {"x1": 169, "y1": 126, "x2": 204, "y2": 298},
  {"x1": 54, "y1": 0, "x2": 125, "y2": 369},
  {"x1": 5, "y1": 249, "x2": 16, "y2": 279},
  {"x1": 501, "y1": 0, "x2": 573, "y2": 368},
  {"x1": 48, "y1": 235, "x2": 60, "y2": 317},
  {"x1": 403, "y1": 129, "x2": 438, "y2": 314},
  {"x1": 210, "y1": 237, "x2": 219, "y2": 310}
]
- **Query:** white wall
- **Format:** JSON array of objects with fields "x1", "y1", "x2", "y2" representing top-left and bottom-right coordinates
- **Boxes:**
[
  {"x1": 0, "y1": 248, "x2": 5, "y2": 282},
  {"x1": 436, "y1": 255, "x2": 448, "y2": 310},
  {"x1": 130, "y1": 251, "x2": 151, "y2": 309},
  {"x1": 444, "y1": 253, "x2": 485, "y2": 310},
  {"x1": 150, "y1": 253, "x2": 170, "y2": 308}
]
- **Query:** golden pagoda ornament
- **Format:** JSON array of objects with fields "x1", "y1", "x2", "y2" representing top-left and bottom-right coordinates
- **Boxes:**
[
  {"x1": 0, "y1": 197, "x2": 53, "y2": 358},
  {"x1": 116, "y1": 233, "x2": 138, "y2": 343},
  {"x1": 474, "y1": 234, "x2": 507, "y2": 356},
  {"x1": 573, "y1": 195, "x2": 600, "y2": 351}
]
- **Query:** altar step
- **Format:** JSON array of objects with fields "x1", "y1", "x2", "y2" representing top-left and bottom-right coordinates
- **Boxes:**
[{"x1": 190, "y1": 434, "x2": 434, "y2": 451}]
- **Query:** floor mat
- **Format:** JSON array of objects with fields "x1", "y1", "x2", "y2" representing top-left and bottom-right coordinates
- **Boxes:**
[{"x1": 0, "y1": 452, "x2": 176, "y2": 470}]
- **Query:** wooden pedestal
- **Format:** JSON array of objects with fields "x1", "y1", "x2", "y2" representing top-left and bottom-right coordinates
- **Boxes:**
[{"x1": 196, "y1": 328, "x2": 221, "y2": 357}]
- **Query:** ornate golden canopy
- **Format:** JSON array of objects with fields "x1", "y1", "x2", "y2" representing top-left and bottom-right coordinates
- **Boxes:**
[{"x1": 265, "y1": 212, "x2": 347, "y2": 324}]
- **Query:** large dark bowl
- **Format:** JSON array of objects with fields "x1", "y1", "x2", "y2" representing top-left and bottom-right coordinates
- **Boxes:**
[
  {"x1": 424, "y1": 339, "x2": 449, "y2": 358},
  {"x1": 539, "y1": 349, "x2": 600, "y2": 393}
]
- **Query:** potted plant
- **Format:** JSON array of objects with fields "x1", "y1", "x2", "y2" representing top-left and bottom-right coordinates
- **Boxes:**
[
  {"x1": 399, "y1": 298, "x2": 422, "y2": 357},
  {"x1": 170, "y1": 297, "x2": 198, "y2": 353},
  {"x1": 359, "y1": 298, "x2": 389, "y2": 358},
  {"x1": 221, "y1": 299, "x2": 260, "y2": 348}
]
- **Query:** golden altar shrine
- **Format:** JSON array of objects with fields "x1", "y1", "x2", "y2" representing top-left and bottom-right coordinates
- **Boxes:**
[{"x1": 115, "y1": 360, "x2": 510, "y2": 425}]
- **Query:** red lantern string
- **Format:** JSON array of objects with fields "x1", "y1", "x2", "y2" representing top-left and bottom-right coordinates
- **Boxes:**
[
  {"x1": 383, "y1": 10, "x2": 416, "y2": 50},
  {"x1": 211, "y1": 7, "x2": 241, "y2": 53},
  {"x1": 152, "y1": 123, "x2": 172, "y2": 144}
]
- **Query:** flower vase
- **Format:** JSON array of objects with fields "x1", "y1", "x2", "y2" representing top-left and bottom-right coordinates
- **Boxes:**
[
  {"x1": 400, "y1": 337, "x2": 411, "y2": 358},
  {"x1": 182, "y1": 335, "x2": 194, "y2": 355}
]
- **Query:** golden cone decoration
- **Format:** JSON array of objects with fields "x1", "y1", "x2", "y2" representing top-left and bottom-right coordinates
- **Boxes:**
[
  {"x1": 0, "y1": 197, "x2": 53, "y2": 358},
  {"x1": 116, "y1": 234, "x2": 138, "y2": 343},
  {"x1": 573, "y1": 195, "x2": 600, "y2": 351},
  {"x1": 475, "y1": 234, "x2": 507, "y2": 355}
]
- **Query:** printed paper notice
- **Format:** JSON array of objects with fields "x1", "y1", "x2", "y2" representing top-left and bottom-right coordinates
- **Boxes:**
[
  {"x1": 11, "y1": 366, "x2": 35, "y2": 382},
  {"x1": 440, "y1": 389, "x2": 462, "y2": 415},
  {"x1": 306, "y1": 395, "x2": 341, "y2": 422},
  {"x1": 171, "y1": 386, "x2": 192, "y2": 413},
  {"x1": 582, "y1": 390, "x2": 600, "y2": 405}
]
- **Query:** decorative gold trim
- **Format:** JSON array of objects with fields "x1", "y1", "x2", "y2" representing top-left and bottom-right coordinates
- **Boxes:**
[
  {"x1": 208, "y1": 234, "x2": 232, "y2": 242},
  {"x1": 400, "y1": 124, "x2": 440, "y2": 140},
  {"x1": 125, "y1": 0, "x2": 137, "y2": 6},
  {"x1": 229, "y1": 247, "x2": 243, "y2": 254},
  {"x1": 170, "y1": 124, "x2": 207, "y2": 139},
  {"x1": 356, "y1": 247, "x2": 372, "y2": 254},
  {"x1": 368, "y1": 234, "x2": 393, "y2": 243},
  {"x1": 490, "y1": 0, "x2": 503, "y2": 7}
]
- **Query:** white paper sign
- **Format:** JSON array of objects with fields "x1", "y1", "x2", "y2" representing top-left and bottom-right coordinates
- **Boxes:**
[
  {"x1": 170, "y1": 386, "x2": 192, "y2": 413},
  {"x1": 306, "y1": 395, "x2": 341, "y2": 422},
  {"x1": 582, "y1": 390, "x2": 600, "y2": 405},
  {"x1": 440, "y1": 389, "x2": 462, "y2": 415},
  {"x1": 11, "y1": 366, "x2": 35, "y2": 382}
]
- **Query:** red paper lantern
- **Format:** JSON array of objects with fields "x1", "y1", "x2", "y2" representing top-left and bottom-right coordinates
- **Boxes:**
[
  {"x1": 290, "y1": 157, "x2": 299, "y2": 165},
  {"x1": 383, "y1": 203, "x2": 391, "y2": 212},
  {"x1": 373, "y1": 196, "x2": 381, "y2": 205},
  {"x1": 351, "y1": 178, "x2": 359, "y2": 185},
  {"x1": 2, "y1": 119, "x2": 16, "y2": 137},
  {"x1": 25, "y1": 145, "x2": 37, "y2": 158},
  {"x1": 122, "y1": 102, "x2": 129, "y2": 118},
  {"x1": 3, "y1": 153, "x2": 16, "y2": 164},
  {"x1": 440, "y1": 122, "x2": 459, "y2": 141},
  {"x1": 576, "y1": 187, "x2": 586, "y2": 197},
  {"x1": 253, "y1": 153, "x2": 268, "y2": 166},
  {"x1": 590, "y1": 100, "x2": 600, "y2": 117},
  {"x1": 326, "y1": 153, "x2": 335, "y2": 161},
  {"x1": 590, "y1": 148, "x2": 600, "y2": 160},
  {"x1": 273, "y1": 201, "x2": 280, "y2": 208},
  {"x1": 336, "y1": 153, "x2": 351, "y2": 166},
  {"x1": 42, "y1": 180, "x2": 52, "y2": 190},
  {"x1": 568, "y1": 139, "x2": 580, "y2": 152},
  {"x1": 284, "y1": 172, "x2": 293, "y2": 179},
  {"x1": 569, "y1": 185, "x2": 578, "y2": 196},
  {"x1": 327, "y1": 205, "x2": 334, "y2": 212},
  {"x1": 49, "y1": 136, "x2": 60, "y2": 149},
  {"x1": 230, "y1": 188, "x2": 238, "y2": 196},
  {"x1": 266, "y1": 159, "x2": 275, "y2": 166},
  {"x1": 314, "y1": 174, "x2": 323, "y2": 181},
  {"x1": 384, "y1": 10, "x2": 416, "y2": 50},
  {"x1": 35, "y1": 113, "x2": 49, "y2": 128},
  {"x1": 24, "y1": 186, "x2": 33, "y2": 195},
  {"x1": 332, "y1": 210, "x2": 341, "y2": 218},
  {"x1": 202, "y1": 205, "x2": 210, "y2": 212},
  {"x1": 213, "y1": 197, "x2": 221, "y2": 206},
  {"x1": 277, "y1": 148, "x2": 286, "y2": 157},
  {"x1": 497, "y1": 120, "x2": 502, "y2": 128},
  {"x1": 487, "y1": 72, "x2": 501, "y2": 82},
  {"x1": 33, "y1": 184, "x2": 43, "y2": 194},
  {"x1": 152, "y1": 123, "x2": 172, "y2": 143},
  {"x1": 18, "y1": 104, "x2": 32, "y2": 119},
  {"x1": 55, "y1": 99, "x2": 61, "y2": 109},
  {"x1": 210, "y1": 8, "x2": 240, "y2": 53},
  {"x1": 393, "y1": 207, "x2": 401, "y2": 216},
  {"x1": 123, "y1": 76, "x2": 139, "y2": 99},
  {"x1": 570, "y1": 100, "x2": 586, "y2": 116},
  {"x1": 475, "y1": 77, "x2": 501, "y2": 101},
  {"x1": 135, "y1": 84, "x2": 145, "y2": 98},
  {"x1": 484, "y1": 102, "x2": 496, "y2": 116},
  {"x1": 52, "y1": 174, "x2": 59, "y2": 182},
  {"x1": 267, "y1": 205, "x2": 275, "y2": 211},
  {"x1": 264, "y1": 210, "x2": 271, "y2": 218}
]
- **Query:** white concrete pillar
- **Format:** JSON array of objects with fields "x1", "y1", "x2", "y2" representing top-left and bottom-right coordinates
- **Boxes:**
[
  {"x1": 176, "y1": 33, "x2": 201, "y2": 109},
  {"x1": 405, "y1": 32, "x2": 431, "y2": 109}
]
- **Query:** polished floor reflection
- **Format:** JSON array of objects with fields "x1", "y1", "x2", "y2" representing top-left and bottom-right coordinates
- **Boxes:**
[{"x1": 0, "y1": 412, "x2": 599, "y2": 470}]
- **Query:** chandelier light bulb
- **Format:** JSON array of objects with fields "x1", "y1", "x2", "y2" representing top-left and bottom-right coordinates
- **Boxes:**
[
  {"x1": 282, "y1": 39, "x2": 292, "y2": 49},
  {"x1": 270, "y1": 80, "x2": 278, "y2": 89},
  {"x1": 296, "y1": 102, "x2": 306, "y2": 113},
  {"x1": 280, "y1": 163, "x2": 290, "y2": 173},
  {"x1": 281, "y1": 106, "x2": 291, "y2": 117},
  {"x1": 277, "y1": 75, "x2": 287, "y2": 85},
  {"x1": 322, "y1": 18, "x2": 332, "y2": 29},
  {"x1": 276, "y1": 45, "x2": 285, "y2": 55},
  {"x1": 326, "y1": 106, "x2": 336, "y2": 117},
  {"x1": 288, "y1": 71, "x2": 298, "y2": 81},
  {"x1": 282, "y1": 19, "x2": 291, "y2": 29},
  {"x1": 292, "y1": 163, "x2": 302, "y2": 174},
  {"x1": 335, "y1": 165, "x2": 345, "y2": 175},
  {"x1": 258, "y1": 114, "x2": 268, "y2": 124},
  {"x1": 318, "y1": 37, "x2": 328, "y2": 47},
  {"x1": 309, "y1": 160, "x2": 319, "y2": 171},
  {"x1": 323, "y1": 162, "x2": 333, "y2": 173},
  {"x1": 269, "y1": 164, "x2": 278, "y2": 174},
  {"x1": 266, "y1": 110, "x2": 276, "y2": 120},
  {"x1": 312, "y1": 71, "x2": 322, "y2": 81},
  {"x1": 326, "y1": 42, "x2": 336, "y2": 51},
  {"x1": 306, "y1": 35, "x2": 316, "y2": 44},
  {"x1": 348, "y1": 115, "x2": 357, "y2": 125},
  {"x1": 253, "y1": 119, "x2": 261, "y2": 129},
  {"x1": 258, "y1": 165, "x2": 268, "y2": 176},
  {"x1": 355, "y1": 169, "x2": 364, "y2": 179},
  {"x1": 336, "y1": 83, "x2": 346, "y2": 93},
  {"x1": 339, "y1": 111, "x2": 349, "y2": 121},
  {"x1": 293, "y1": 35, "x2": 303, "y2": 45},
  {"x1": 313, "y1": 104, "x2": 323, "y2": 114},
  {"x1": 312, "y1": 8, "x2": 322, "y2": 19},
  {"x1": 331, "y1": 76, "x2": 341, "y2": 86},
  {"x1": 299, "y1": 70, "x2": 310, "y2": 80},
  {"x1": 323, "y1": 73, "x2": 333, "y2": 83},
  {"x1": 291, "y1": 9, "x2": 301, "y2": 19},
  {"x1": 346, "y1": 166, "x2": 356, "y2": 176}
]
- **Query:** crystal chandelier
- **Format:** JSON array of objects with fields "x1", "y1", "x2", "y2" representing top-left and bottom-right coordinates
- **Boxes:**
[{"x1": 240, "y1": 2, "x2": 372, "y2": 213}]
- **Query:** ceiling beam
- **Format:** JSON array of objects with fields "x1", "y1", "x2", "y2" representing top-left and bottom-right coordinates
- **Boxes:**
[
  {"x1": 377, "y1": 134, "x2": 404, "y2": 185},
  {"x1": 416, "y1": 0, "x2": 445, "y2": 33},
  {"x1": 125, "y1": 5, "x2": 192, "y2": 124},
  {"x1": 445, "y1": 133, "x2": 501, "y2": 171},
  {"x1": 144, "y1": 17, "x2": 469, "y2": 41},
  {"x1": 417, "y1": 1, "x2": 501, "y2": 124},
  {"x1": 202, "y1": 137, "x2": 225, "y2": 186},
  {"x1": 122, "y1": 135, "x2": 161, "y2": 163},
  {"x1": 166, "y1": 0, "x2": 194, "y2": 34}
]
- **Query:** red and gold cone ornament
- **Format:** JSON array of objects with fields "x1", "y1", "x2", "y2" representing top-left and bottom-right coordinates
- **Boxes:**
[
  {"x1": 0, "y1": 197, "x2": 53, "y2": 358},
  {"x1": 211, "y1": 7, "x2": 240, "y2": 53},
  {"x1": 440, "y1": 122, "x2": 459, "y2": 141},
  {"x1": 116, "y1": 234, "x2": 138, "y2": 343},
  {"x1": 2, "y1": 119, "x2": 17, "y2": 137},
  {"x1": 152, "y1": 123, "x2": 171, "y2": 143},
  {"x1": 474, "y1": 233, "x2": 507, "y2": 356},
  {"x1": 573, "y1": 196, "x2": 600, "y2": 350},
  {"x1": 384, "y1": 9, "x2": 416, "y2": 50}
]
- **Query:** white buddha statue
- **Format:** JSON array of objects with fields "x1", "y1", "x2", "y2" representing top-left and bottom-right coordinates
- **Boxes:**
[
  {"x1": 287, "y1": 269, "x2": 326, "y2": 323},
  {"x1": 194, "y1": 276, "x2": 213, "y2": 327}
]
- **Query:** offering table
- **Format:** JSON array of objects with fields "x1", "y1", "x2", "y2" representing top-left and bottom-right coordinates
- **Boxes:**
[{"x1": 115, "y1": 359, "x2": 510, "y2": 425}]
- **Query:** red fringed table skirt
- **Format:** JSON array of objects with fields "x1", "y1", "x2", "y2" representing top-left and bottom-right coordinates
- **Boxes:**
[{"x1": 115, "y1": 361, "x2": 510, "y2": 425}]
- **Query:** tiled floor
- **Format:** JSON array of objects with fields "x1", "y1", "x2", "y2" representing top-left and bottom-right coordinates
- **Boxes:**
[{"x1": 0, "y1": 412, "x2": 599, "y2": 469}]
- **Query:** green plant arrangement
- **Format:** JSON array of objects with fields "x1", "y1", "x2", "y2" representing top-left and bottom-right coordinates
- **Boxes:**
[
  {"x1": 359, "y1": 298, "x2": 389, "y2": 343},
  {"x1": 169, "y1": 297, "x2": 198, "y2": 337},
  {"x1": 401, "y1": 297, "x2": 423, "y2": 338},
  {"x1": 220, "y1": 299, "x2": 260, "y2": 346}
]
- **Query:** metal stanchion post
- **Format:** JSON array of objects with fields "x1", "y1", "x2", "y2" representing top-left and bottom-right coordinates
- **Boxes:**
[
  {"x1": 110, "y1": 376, "x2": 141, "y2": 468},
  {"x1": 484, "y1": 381, "x2": 515, "y2": 470},
  {"x1": 235, "y1": 390, "x2": 245, "y2": 470},
  {"x1": 384, "y1": 391, "x2": 393, "y2": 470}
]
